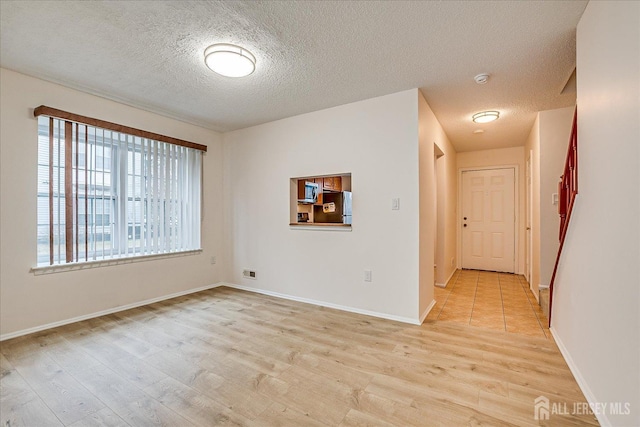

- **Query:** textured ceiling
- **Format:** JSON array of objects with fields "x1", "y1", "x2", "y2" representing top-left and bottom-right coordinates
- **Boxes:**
[{"x1": 0, "y1": 1, "x2": 586, "y2": 152}]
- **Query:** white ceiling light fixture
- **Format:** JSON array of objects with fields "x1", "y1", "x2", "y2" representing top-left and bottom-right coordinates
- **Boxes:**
[
  {"x1": 204, "y1": 43, "x2": 256, "y2": 78},
  {"x1": 472, "y1": 111, "x2": 500, "y2": 123}
]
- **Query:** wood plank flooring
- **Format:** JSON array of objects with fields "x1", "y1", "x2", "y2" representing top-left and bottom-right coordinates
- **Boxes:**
[{"x1": 1, "y1": 286, "x2": 598, "y2": 426}]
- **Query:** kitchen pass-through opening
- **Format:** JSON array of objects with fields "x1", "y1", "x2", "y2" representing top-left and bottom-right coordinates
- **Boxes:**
[{"x1": 289, "y1": 173, "x2": 352, "y2": 228}]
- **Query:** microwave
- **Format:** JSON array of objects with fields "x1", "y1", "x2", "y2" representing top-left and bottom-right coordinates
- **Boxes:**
[{"x1": 298, "y1": 181, "x2": 319, "y2": 204}]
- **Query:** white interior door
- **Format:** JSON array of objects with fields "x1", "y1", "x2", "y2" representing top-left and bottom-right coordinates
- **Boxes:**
[{"x1": 461, "y1": 168, "x2": 515, "y2": 273}]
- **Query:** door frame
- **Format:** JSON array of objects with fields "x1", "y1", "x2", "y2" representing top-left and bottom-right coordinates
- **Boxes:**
[
  {"x1": 525, "y1": 151, "x2": 533, "y2": 283},
  {"x1": 457, "y1": 165, "x2": 520, "y2": 274},
  {"x1": 434, "y1": 143, "x2": 445, "y2": 287}
]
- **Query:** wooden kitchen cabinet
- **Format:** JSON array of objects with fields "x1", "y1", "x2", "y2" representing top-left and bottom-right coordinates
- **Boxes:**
[{"x1": 323, "y1": 176, "x2": 342, "y2": 192}]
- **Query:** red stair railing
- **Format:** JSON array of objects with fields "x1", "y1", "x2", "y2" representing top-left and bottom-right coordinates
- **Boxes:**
[{"x1": 548, "y1": 108, "x2": 578, "y2": 327}]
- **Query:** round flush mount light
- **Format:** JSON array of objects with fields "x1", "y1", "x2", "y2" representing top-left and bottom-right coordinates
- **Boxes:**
[
  {"x1": 204, "y1": 43, "x2": 256, "y2": 78},
  {"x1": 472, "y1": 111, "x2": 500, "y2": 123},
  {"x1": 474, "y1": 73, "x2": 490, "y2": 84}
]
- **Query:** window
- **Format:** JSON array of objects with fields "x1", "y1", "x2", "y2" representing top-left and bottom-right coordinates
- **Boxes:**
[{"x1": 36, "y1": 107, "x2": 206, "y2": 266}]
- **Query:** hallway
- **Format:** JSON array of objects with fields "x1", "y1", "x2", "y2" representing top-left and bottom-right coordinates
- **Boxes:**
[{"x1": 427, "y1": 270, "x2": 549, "y2": 338}]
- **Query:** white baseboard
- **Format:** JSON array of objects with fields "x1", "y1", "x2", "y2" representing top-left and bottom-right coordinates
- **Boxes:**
[
  {"x1": 435, "y1": 268, "x2": 457, "y2": 288},
  {"x1": 221, "y1": 282, "x2": 421, "y2": 325},
  {"x1": 0, "y1": 283, "x2": 223, "y2": 342},
  {"x1": 420, "y1": 299, "x2": 436, "y2": 324},
  {"x1": 549, "y1": 327, "x2": 611, "y2": 427}
]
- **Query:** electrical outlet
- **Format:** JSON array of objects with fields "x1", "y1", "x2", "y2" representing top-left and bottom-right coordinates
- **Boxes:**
[
  {"x1": 364, "y1": 270, "x2": 372, "y2": 282},
  {"x1": 391, "y1": 198, "x2": 400, "y2": 210},
  {"x1": 210, "y1": 256, "x2": 216, "y2": 265}
]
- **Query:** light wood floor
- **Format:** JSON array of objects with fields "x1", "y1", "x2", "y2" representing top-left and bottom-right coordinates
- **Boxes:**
[{"x1": 1, "y1": 286, "x2": 598, "y2": 426}]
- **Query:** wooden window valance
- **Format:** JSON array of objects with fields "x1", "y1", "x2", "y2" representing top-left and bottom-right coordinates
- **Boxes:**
[{"x1": 33, "y1": 105, "x2": 207, "y2": 152}]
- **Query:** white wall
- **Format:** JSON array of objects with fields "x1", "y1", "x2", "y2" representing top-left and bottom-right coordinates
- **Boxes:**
[
  {"x1": 525, "y1": 107, "x2": 574, "y2": 298},
  {"x1": 418, "y1": 92, "x2": 436, "y2": 318},
  {"x1": 419, "y1": 93, "x2": 457, "y2": 290},
  {"x1": 443, "y1": 146, "x2": 458, "y2": 286},
  {"x1": 551, "y1": 2, "x2": 640, "y2": 426},
  {"x1": 0, "y1": 69, "x2": 224, "y2": 337},
  {"x1": 539, "y1": 107, "x2": 574, "y2": 288},
  {"x1": 457, "y1": 147, "x2": 526, "y2": 274},
  {"x1": 223, "y1": 90, "x2": 422, "y2": 323}
]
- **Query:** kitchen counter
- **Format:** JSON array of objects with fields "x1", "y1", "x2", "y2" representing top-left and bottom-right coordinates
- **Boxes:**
[
  {"x1": 289, "y1": 222, "x2": 352, "y2": 230},
  {"x1": 290, "y1": 222, "x2": 351, "y2": 226}
]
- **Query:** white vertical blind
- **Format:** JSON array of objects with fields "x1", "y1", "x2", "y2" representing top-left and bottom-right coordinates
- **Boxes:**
[{"x1": 37, "y1": 116, "x2": 202, "y2": 266}]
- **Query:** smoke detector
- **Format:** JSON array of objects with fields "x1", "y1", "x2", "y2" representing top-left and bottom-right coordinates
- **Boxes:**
[{"x1": 474, "y1": 73, "x2": 490, "y2": 85}]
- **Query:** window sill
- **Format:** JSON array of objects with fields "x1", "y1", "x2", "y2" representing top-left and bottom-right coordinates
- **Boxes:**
[
  {"x1": 31, "y1": 249, "x2": 203, "y2": 275},
  {"x1": 289, "y1": 223, "x2": 352, "y2": 231}
]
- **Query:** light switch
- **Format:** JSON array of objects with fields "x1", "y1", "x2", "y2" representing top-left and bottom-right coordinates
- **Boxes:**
[
  {"x1": 552, "y1": 193, "x2": 558, "y2": 205},
  {"x1": 364, "y1": 270, "x2": 372, "y2": 282},
  {"x1": 392, "y1": 198, "x2": 400, "y2": 210}
]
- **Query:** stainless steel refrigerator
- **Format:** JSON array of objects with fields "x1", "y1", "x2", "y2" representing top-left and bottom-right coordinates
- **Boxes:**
[{"x1": 313, "y1": 191, "x2": 352, "y2": 224}]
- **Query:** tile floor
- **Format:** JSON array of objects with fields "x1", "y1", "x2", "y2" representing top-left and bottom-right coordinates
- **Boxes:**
[{"x1": 426, "y1": 269, "x2": 550, "y2": 338}]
